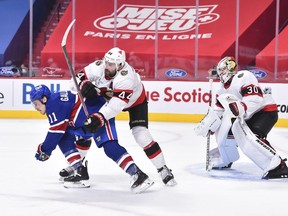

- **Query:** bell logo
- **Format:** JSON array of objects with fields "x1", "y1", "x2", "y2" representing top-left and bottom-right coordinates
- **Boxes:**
[
  {"x1": 0, "y1": 92, "x2": 4, "y2": 104},
  {"x1": 94, "y1": 4, "x2": 219, "y2": 33}
]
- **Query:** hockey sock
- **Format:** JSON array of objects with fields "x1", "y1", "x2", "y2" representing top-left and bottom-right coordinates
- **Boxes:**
[
  {"x1": 64, "y1": 149, "x2": 82, "y2": 170},
  {"x1": 144, "y1": 141, "x2": 166, "y2": 169},
  {"x1": 132, "y1": 126, "x2": 166, "y2": 169},
  {"x1": 75, "y1": 138, "x2": 92, "y2": 160},
  {"x1": 102, "y1": 140, "x2": 135, "y2": 173}
]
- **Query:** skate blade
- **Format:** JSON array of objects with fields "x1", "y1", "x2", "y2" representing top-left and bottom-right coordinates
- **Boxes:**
[
  {"x1": 165, "y1": 178, "x2": 177, "y2": 186},
  {"x1": 59, "y1": 175, "x2": 74, "y2": 182},
  {"x1": 262, "y1": 175, "x2": 288, "y2": 180},
  {"x1": 132, "y1": 178, "x2": 154, "y2": 194},
  {"x1": 59, "y1": 177, "x2": 68, "y2": 182},
  {"x1": 64, "y1": 180, "x2": 90, "y2": 188}
]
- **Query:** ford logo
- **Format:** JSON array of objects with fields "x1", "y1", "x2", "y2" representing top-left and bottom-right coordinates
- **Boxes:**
[
  {"x1": 165, "y1": 69, "x2": 187, "y2": 78},
  {"x1": 250, "y1": 69, "x2": 267, "y2": 79}
]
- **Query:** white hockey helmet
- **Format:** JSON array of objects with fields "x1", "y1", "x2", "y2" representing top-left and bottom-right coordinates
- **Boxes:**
[
  {"x1": 216, "y1": 56, "x2": 237, "y2": 83},
  {"x1": 104, "y1": 47, "x2": 126, "y2": 70}
]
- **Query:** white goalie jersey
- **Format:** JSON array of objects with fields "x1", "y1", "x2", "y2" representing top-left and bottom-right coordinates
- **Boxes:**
[{"x1": 215, "y1": 70, "x2": 277, "y2": 120}]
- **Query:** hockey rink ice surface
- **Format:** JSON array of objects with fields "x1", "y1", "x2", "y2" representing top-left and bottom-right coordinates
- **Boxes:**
[{"x1": 1, "y1": 119, "x2": 288, "y2": 216}]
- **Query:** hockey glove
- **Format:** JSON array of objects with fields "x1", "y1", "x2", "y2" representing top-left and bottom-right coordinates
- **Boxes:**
[
  {"x1": 98, "y1": 87, "x2": 113, "y2": 100},
  {"x1": 84, "y1": 112, "x2": 105, "y2": 133},
  {"x1": 80, "y1": 80, "x2": 100, "y2": 98},
  {"x1": 35, "y1": 143, "x2": 50, "y2": 161},
  {"x1": 228, "y1": 101, "x2": 246, "y2": 117}
]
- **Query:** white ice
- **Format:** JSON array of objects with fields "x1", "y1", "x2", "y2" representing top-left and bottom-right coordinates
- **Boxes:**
[{"x1": 1, "y1": 119, "x2": 288, "y2": 216}]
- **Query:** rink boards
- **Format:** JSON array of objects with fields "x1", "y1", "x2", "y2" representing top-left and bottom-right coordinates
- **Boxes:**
[{"x1": 0, "y1": 78, "x2": 287, "y2": 127}]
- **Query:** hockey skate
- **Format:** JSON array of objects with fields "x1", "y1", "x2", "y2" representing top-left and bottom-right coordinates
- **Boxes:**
[
  {"x1": 59, "y1": 166, "x2": 74, "y2": 182},
  {"x1": 158, "y1": 165, "x2": 177, "y2": 186},
  {"x1": 64, "y1": 161, "x2": 90, "y2": 188},
  {"x1": 263, "y1": 160, "x2": 288, "y2": 179},
  {"x1": 59, "y1": 156, "x2": 87, "y2": 181},
  {"x1": 130, "y1": 170, "x2": 154, "y2": 194}
]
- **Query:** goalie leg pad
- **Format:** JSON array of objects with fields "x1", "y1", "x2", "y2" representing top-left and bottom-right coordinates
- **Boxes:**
[
  {"x1": 232, "y1": 118, "x2": 281, "y2": 173},
  {"x1": 210, "y1": 139, "x2": 240, "y2": 169},
  {"x1": 210, "y1": 112, "x2": 240, "y2": 169}
]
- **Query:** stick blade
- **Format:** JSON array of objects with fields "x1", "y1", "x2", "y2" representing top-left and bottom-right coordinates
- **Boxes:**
[{"x1": 61, "y1": 19, "x2": 76, "y2": 47}]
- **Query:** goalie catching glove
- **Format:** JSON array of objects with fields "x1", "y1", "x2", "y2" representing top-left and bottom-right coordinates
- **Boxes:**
[
  {"x1": 84, "y1": 112, "x2": 106, "y2": 133},
  {"x1": 35, "y1": 143, "x2": 50, "y2": 161},
  {"x1": 80, "y1": 80, "x2": 113, "y2": 100}
]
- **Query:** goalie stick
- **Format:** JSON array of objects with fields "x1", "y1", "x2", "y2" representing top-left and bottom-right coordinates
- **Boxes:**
[
  {"x1": 206, "y1": 78, "x2": 213, "y2": 171},
  {"x1": 61, "y1": 19, "x2": 89, "y2": 117}
]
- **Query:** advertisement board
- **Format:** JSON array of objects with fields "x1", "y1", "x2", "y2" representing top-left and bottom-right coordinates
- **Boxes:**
[
  {"x1": 0, "y1": 79, "x2": 287, "y2": 126},
  {"x1": 40, "y1": 0, "x2": 286, "y2": 81}
]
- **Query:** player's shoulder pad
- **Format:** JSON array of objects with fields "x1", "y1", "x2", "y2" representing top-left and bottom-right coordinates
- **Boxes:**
[
  {"x1": 119, "y1": 63, "x2": 134, "y2": 77},
  {"x1": 120, "y1": 70, "x2": 129, "y2": 76},
  {"x1": 84, "y1": 60, "x2": 104, "y2": 76},
  {"x1": 95, "y1": 60, "x2": 103, "y2": 66},
  {"x1": 49, "y1": 91, "x2": 71, "y2": 103},
  {"x1": 236, "y1": 70, "x2": 252, "y2": 79},
  {"x1": 59, "y1": 90, "x2": 71, "y2": 102}
]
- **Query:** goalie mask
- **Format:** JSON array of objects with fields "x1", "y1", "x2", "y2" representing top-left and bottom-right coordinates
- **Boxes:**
[
  {"x1": 104, "y1": 47, "x2": 126, "y2": 71},
  {"x1": 216, "y1": 56, "x2": 237, "y2": 83},
  {"x1": 30, "y1": 84, "x2": 51, "y2": 103}
]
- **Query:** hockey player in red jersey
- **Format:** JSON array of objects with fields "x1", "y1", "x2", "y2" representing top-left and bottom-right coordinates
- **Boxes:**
[
  {"x1": 70, "y1": 47, "x2": 176, "y2": 186},
  {"x1": 194, "y1": 56, "x2": 288, "y2": 179}
]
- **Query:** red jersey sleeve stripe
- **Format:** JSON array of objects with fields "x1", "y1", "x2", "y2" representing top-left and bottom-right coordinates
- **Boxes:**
[
  {"x1": 262, "y1": 104, "x2": 278, "y2": 112},
  {"x1": 105, "y1": 120, "x2": 115, "y2": 140},
  {"x1": 241, "y1": 84, "x2": 263, "y2": 97},
  {"x1": 69, "y1": 95, "x2": 82, "y2": 122},
  {"x1": 49, "y1": 120, "x2": 69, "y2": 133},
  {"x1": 113, "y1": 89, "x2": 133, "y2": 103}
]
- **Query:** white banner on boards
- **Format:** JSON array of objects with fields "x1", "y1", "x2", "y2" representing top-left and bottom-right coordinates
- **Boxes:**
[{"x1": 0, "y1": 79, "x2": 287, "y2": 119}]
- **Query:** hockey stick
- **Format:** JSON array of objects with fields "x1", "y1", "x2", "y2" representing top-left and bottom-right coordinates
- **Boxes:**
[
  {"x1": 61, "y1": 19, "x2": 89, "y2": 117},
  {"x1": 206, "y1": 78, "x2": 213, "y2": 171}
]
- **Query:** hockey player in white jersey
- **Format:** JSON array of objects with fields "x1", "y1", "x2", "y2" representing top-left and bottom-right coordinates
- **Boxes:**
[
  {"x1": 195, "y1": 56, "x2": 288, "y2": 179},
  {"x1": 70, "y1": 47, "x2": 176, "y2": 186}
]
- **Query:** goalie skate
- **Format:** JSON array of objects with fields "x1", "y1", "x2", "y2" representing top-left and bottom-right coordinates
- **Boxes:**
[
  {"x1": 158, "y1": 165, "x2": 177, "y2": 186},
  {"x1": 130, "y1": 170, "x2": 154, "y2": 194},
  {"x1": 263, "y1": 160, "x2": 288, "y2": 179},
  {"x1": 64, "y1": 161, "x2": 90, "y2": 188},
  {"x1": 212, "y1": 162, "x2": 233, "y2": 170}
]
